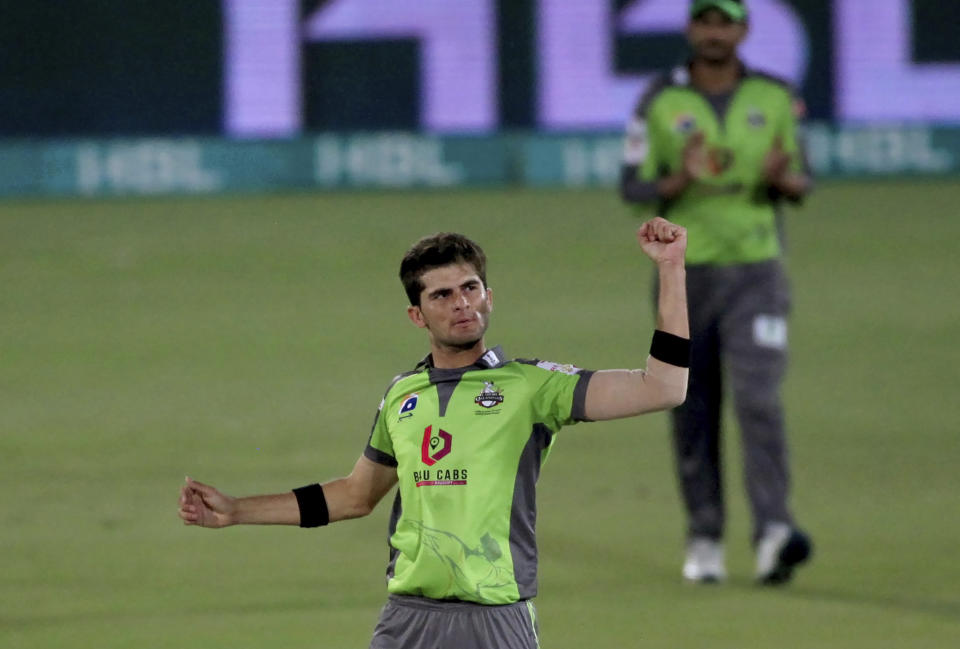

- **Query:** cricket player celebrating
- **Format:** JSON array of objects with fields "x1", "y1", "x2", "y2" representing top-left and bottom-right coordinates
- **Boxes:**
[{"x1": 180, "y1": 217, "x2": 689, "y2": 649}]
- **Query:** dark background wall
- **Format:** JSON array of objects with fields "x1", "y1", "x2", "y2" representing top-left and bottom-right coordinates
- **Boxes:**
[{"x1": 0, "y1": 2, "x2": 223, "y2": 136}]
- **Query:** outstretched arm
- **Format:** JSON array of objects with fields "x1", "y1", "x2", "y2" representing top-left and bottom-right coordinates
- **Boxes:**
[
  {"x1": 583, "y1": 217, "x2": 689, "y2": 421},
  {"x1": 178, "y1": 456, "x2": 398, "y2": 529}
]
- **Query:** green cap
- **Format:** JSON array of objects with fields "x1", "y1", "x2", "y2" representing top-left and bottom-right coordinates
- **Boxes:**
[{"x1": 690, "y1": 0, "x2": 748, "y2": 22}]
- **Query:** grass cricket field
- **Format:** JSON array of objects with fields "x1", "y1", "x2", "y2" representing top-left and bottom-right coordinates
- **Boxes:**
[{"x1": 2, "y1": 179, "x2": 958, "y2": 648}]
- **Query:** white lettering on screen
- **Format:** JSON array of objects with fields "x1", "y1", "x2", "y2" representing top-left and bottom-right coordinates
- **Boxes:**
[
  {"x1": 804, "y1": 125, "x2": 953, "y2": 175},
  {"x1": 314, "y1": 134, "x2": 463, "y2": 187},
  {"x1": 77, "y1": 141, "x2": 223, "y2": 195}
]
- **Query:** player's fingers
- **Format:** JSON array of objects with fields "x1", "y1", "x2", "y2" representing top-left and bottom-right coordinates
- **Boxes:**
[
  {"x1": 652, "y1": 219, "x2": 675, "y2": 242},
  {"x1": 649, "y1": 216, "x2": 669, "y2": 234},
  {"x1": 187, "y1": 478, "x2": 217, "y2": 498},
  {"x1": 184, "y1": 487, "x2": 202, "y2": 508},
  {"x1": 647, "y1": 223, "x2": 664, "y2": 242},
  {"x1": 637, "y1": 223, "x2": 650, "y2": 243},
  {"x1": 668, "y1": 223, "x2": 686, "y2": 243}
]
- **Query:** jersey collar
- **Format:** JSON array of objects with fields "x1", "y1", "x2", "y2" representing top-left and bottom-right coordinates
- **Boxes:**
[
  {"x1": 416, "y1": 345, "x2": 507, "y2": 371},
  {"x1": 673, "y1": 59, "x2": 749, "y2": 87}
]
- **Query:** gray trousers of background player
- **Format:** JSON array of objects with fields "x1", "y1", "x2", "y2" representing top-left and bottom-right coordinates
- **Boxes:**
[
  {"x1": 656, "y1": 259, "x2": 795, "y2": 543},
  {"x1": 370, "y1": 595, "x2": 540, "y2": 649}
]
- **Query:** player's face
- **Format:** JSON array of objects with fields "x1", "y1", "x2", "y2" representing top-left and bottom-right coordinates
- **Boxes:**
[
  {"x1": 687, "y1": 9, "x2": 747, "y2": 64},
  {"x1": 407, "y1": 263, "x2": 493, "y2": 351}
]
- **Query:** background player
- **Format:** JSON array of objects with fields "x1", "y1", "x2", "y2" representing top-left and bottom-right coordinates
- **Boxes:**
[
  {"x1": 620, "y1": 0, "x2": 813, "y2": 584},
  {"x1": 180, "y1": 217, "x2": 689, "y2": 649}
]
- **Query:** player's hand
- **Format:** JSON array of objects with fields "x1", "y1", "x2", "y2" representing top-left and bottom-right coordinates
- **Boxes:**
[
  {"x1": 762, "y1": 135, "x2": 791, "y2": 185},
  {"x1": 179, "y1": 477, "x2": 236, "y2": 528},
  {"x1": 637, "y1": 217, "x2": 686, "y2": 266},
  {"x1": 682, "y1": 131, "x2": 708, "y2": 180}
]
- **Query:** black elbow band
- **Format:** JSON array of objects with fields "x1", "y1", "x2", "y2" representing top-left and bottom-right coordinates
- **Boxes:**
[
  {"x1": 293, "y1": 483, "x2": 329, "y2": 528},
  {"x1": 650, "y1": 330, "x2": 690, "y2": 368}
]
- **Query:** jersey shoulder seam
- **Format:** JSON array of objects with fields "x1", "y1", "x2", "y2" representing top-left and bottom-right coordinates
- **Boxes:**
[
  {"x1": 381, "y1": 368, "x2": 425, "y2": 400},
  {"x1": 633, "y1": 71, "x2": 681, "y2": 117},
  {"x1": 743, "y1": 69, "x2": 797, "y2": 97},
  {"x1": 513, "y1": 358, "x2": 540, "y2": 366}
]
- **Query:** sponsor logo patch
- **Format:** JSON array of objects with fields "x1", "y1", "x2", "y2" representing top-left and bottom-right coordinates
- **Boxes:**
[
  {"x1": 747, "y1": 108, "x2": 767, "y2": 128},
  {"x1": 674, "y1": 113, "x2": 697, "y2": 134},
  {"x1": 623, "y1": 117, "x2": 649, "y2": 164},
  {"x1": 416, "y1": 425, "x2": 467, "y2": 486},
  {"x1": 535, "y1": 360, "x2": 581, "y2": 375},
  {"x1": 413, "y1": 467, "x2": 468, "y2": 487},
  {"x1": 421, "y1": 425, "x2": 452, "y2": 466},
  {"x1": 753, "y1": 315, "x2": 788, "y2": 349},
  {"x1": 398, "y1": 393, "x2": 418, "y2": 421}
]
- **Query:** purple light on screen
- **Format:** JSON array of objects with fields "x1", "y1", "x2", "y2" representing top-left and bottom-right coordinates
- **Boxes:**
[
  {"x1": 305, "y1": 0, "x2": 495, "y2": 132},
  {"x1": 538, "y1": 0, "x2": 808, "y2": 131},
  {"x1": 835, "y1": 0, "x2": 960, "y2": 121},
  {"x1": 224, "y1": 0, "x2": 301, "y2": 137},
  {"x1": 538, "y1": 0, "x2": 646, "y2": 130}
]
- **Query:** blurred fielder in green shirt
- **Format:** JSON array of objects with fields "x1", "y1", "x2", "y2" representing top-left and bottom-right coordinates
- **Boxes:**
[{"x1": 620, "y1": 0, "x2": 813, "y2": 585}]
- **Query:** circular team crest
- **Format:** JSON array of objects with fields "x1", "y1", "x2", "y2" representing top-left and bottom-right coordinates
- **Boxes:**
[{"x1": 474, "y1": 381, "x2": 504, "y2": 408}]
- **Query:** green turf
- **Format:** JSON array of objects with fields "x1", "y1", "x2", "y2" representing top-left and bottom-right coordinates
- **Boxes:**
[{"x1": 2, "y1": 180, "x2": 958, "y2": 648}]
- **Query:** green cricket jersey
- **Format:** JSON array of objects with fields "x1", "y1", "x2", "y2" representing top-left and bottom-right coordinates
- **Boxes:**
[
  {"x1": 624, "y1": 64, "x2": 807, "y2": 265},
  {"x1": 363, "y1": 346, "x2": 593, "y2": 605}
]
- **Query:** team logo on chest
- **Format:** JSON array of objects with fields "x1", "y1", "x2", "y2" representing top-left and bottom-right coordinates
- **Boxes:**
[{"x1": 474, "y1": 381, "x2": 504, "y2": 409}]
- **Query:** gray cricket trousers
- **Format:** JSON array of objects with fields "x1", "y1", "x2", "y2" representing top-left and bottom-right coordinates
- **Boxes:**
[
  {"x1": 657, "y1": 259, "x2": 795, "y2": 542},
  {"x1": 370, "y1": 595, "x2": 541, "y2": 649}
]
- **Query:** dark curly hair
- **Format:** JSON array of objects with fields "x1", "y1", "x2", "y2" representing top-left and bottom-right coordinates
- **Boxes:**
[{"x1": 399, "y1": 233, "x2": 487, "y2": 306}]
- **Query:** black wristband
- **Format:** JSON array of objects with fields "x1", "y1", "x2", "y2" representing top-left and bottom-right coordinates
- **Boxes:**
[
  {"x1": 293, "y1": 483, "x2": 329, "y2": 528},
  {"x1": 649, "y1": 330, "x2": 690, "y2": 368}
]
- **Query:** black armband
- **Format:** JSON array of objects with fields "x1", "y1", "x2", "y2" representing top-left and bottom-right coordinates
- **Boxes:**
[
  {"x1": 293, "y1": 483, "x2": 329, "y2": 528},
  {"x1": 649, "y1": 330, "x2": 690, "y2": 368}
]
